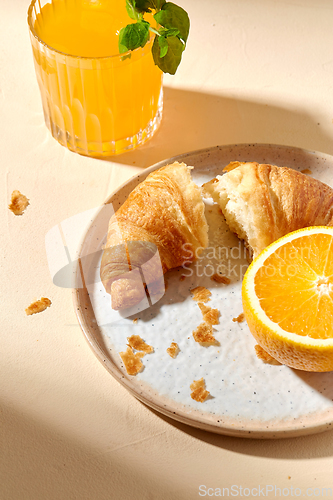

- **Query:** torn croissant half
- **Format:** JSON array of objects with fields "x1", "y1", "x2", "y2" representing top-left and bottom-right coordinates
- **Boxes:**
[
  {"x1": 100, "y1": 162, "x2": 209, "y2": 310},
  {"x1": 203, "y1": 161, "x2": 333, "y2": 259}
]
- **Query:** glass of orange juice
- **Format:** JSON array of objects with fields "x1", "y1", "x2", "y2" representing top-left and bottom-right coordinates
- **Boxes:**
[{"x1": 27, "y1": 0, "x2": 163, "y2": 157}]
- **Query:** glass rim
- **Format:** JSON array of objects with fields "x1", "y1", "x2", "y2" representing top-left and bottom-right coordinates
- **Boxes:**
[{"x1": 27, "y1": 0, "x2": 153, "y2": 61}]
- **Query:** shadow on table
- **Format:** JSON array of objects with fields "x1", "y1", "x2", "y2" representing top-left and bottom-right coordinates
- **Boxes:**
[
  {"x1": 1, "y1": 387, "x2": 332, "y2": 500},
  {"x1": 0, "y1": 399, "x2": 181, "y2": 500},
  {"x1": 145, "y1": 403, "x2": 333, "y2": 460},
  {"x1": 103, "y1": 86, "x2": 333, "y2": 169}
]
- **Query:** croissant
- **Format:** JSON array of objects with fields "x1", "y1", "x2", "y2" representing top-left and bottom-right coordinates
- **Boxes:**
[
  {"x1": 203, "y1": 161, "x2": 333, "y2": 259},
  {"x1": 100, "y1": 162, "x2": 209, "y2": 310}
]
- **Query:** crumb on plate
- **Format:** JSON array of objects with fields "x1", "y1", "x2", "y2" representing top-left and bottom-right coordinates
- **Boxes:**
[
  {"x1": 232, "y1": 313, "x2": 245, "y2": 323},
  {"x1": 190, "y1": 286, "x2": 211, "y2": 303},
  {"x1": 25, "y1": 297, "x2": 51, "y2": 316},
  {"x1": 190, "y1": 377, "x2": 210, "y2": 403},
  {"x1": 301, "y1": 168, "x2": 312, "y2": 175},
  {"x1": 127, "y1": 335, "x2": 153, "y2": 353},
  {"x1": 9, "y1": 190, "x2": 29, "y2": 215},
  {"x1": 133, "y1": 318, "x2": 138, "y2": 324},
  {"x1": 192, "y1": 322, "x2": 217, "y2": 345},
  {"x1": 180, "y1": 275, "x2": 186, "y2": 282},
  {"x1": 198, "y1": 303, "x2": 220, "y2": 325},
  {"x1": 119, "y1": 346, "x2": 145, "y2": 375},
  {"x1": 254, "y1": 344, "x2": 281, "y2": 364},
  {"x1": 167, "y1": 342, "x2": 180, "y2": 358},
  {"x1": 211, "y1": 273, "x2": 231, "y2": 285}
]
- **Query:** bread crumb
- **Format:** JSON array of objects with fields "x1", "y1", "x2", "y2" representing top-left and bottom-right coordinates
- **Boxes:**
[
  {"x1": 190, "y1": 378, "x2": 210, "y2": 402},
  {"x1": 190, "y1": 286, "x2": 211, "y2": 303},
  {"x1": 211, "y1": 273, "x2": 231, "y2": 284},
  {"x1": 198, "y1": 303, "x2": 210, "y2": 315},
  {"x1": 301, "y1": 168, "x2": 312, "y2": 175},
  {"x1": 192, "y1": 322, "x2": 217, "y2": 345},
  {"x1": 198, "y1": 303, "x2": 220, "y2": 325},
  {"x1": 254, "y1": 344, "x2": 281, "y2": 364},
  {"x1": 127, "y1": 335, "x2": 153, "y2": 353},
  {"x1": 9, "y1": 190, "x2": 29, "y2": 215},
  {"x1": 133, "y1": 318, "x2": 138, "y2": 324},
  {"x1": 119, "y1": 346, "x2": 145, "y2": 375},
  {"x1": 25, "y1": 297, "x2": 51, "y2": 315},
  {"x1": 167, "y1": 342, "x2": 180, "y2": 358},
  {"x1": 180, "y1": 275, "x2": 186, "y2": 282},
  {"x1": 232, "y1": 313, "x2": 245, "y2": 323}
]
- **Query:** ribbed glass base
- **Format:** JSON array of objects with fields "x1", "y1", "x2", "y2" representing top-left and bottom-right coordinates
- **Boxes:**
[{"x1": 45, "y1": 88, "x2": 163, "y2": 157}]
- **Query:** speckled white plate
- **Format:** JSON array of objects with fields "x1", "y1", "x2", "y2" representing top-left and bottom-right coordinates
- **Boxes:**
[{"x1": 74, "y1": 143, "x2": 333, "y2": 439}]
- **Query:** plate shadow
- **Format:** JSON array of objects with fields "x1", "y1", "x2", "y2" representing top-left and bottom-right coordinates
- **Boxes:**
[{"x1": 143, "y1": 402, "x2": 333, "y2": 460}]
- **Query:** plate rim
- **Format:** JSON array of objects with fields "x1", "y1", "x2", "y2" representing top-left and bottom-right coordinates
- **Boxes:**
[{"x1": 73, "y1": 143, "x2": 333, "y2": 439}]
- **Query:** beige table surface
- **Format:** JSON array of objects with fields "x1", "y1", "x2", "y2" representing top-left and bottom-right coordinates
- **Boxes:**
[{"x1": 2, "y1": 0, "x2": 333, "y2": 499}]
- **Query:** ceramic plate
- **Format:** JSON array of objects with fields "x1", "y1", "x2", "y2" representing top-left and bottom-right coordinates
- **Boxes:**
[{"x1": 73, "y1": 143, "x2": 333, "y2": 438}]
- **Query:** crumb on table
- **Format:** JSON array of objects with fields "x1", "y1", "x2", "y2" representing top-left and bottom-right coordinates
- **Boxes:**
[
  {"x1": 119, "y1": 346, "x2": 145, "y2": 375},
  {"x1": 232, "y1": 313, "x2": 245, "y2": 323},
  {"x1": 190, "y1": 286, "x2": 211, "y2": 303},
  {"x1": 190, "y1": 378, "x2": 210, "y2": 402},
  {"x1": 127, "y1": 335, "x2": 153, "y2": 353},
  {"x1": 25, "y1": 297, "x2": 51, "y2": 316},
  {"x1": 254, "y1": 344, "x2": 281, "y2": 364},
  {"x1": 198, "y1": 303, "x2": 220, "y2": 325},
  {"x1": 192, "y1": 322, "x2": 217, "y2": 345},
  {"x1": 9, "y1": 190, "x2": 29, "y2": 215},
  {"x1": 167, "y1": 342, "x2": 180, "y2": 358},
  {"x1": 211, "y1": 273, "x2": 231, "y2": 285}
]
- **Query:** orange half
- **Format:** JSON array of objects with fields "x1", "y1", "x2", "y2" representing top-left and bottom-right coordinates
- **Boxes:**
[{"x1": 242, "y1": 226, "x2": 333, "y2": 372}]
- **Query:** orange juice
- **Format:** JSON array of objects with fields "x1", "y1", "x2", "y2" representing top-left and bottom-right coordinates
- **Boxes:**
[{"x1": 28, "y1": 0, "x2": 163, "y2": 156}]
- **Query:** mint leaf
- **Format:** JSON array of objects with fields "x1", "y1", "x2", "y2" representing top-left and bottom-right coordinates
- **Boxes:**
[
  {"x1": 152, "y1": 35, "x2": 184, "y2": 74},
  {"x1": 120, "y1": 0, "x2": 189, "y2": 74},
  {"x1": 159, "y1": 27, "x2": 180, "y2": 38},
  {"x1": 156, "y1": 28, "x2": 180, "y2": 57},
  {"x1": 154, "y1": 2, "x2": 189, "y2": 43},
  {"x1": 118, "y1": 21, "x2": 150, "y2": 53},
  {"x1": 135, "y1": 0, "x2": 166, "y2": 12},
  {"x1": 126, "y1": 0, "x2": 141, "y2": 20},
  {"x1": 158, "y1": 36, "x2": 169, "y2": 58}
]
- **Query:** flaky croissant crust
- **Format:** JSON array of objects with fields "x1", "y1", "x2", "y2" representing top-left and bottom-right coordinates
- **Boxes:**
[
  {"x1": 100, "y1": 162, "x2": 208, "y2": 310},
  {"x1": 203, "y1": 161, "x2": 333, "y2": 259}
]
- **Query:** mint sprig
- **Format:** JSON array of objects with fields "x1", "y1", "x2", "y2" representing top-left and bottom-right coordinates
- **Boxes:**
[{"x1": 119, "y1": 0, "x2": 190, "y2": 75}]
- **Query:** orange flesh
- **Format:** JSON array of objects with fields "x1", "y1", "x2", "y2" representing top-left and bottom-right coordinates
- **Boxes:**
[{"x1": 254, "y1": 234, "x2": 333, "y2": 339}]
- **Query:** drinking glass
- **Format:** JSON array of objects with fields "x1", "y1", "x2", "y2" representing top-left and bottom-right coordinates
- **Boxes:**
[{"x1": 28, "y1": 0, "x2": 163, "y2": 157}]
